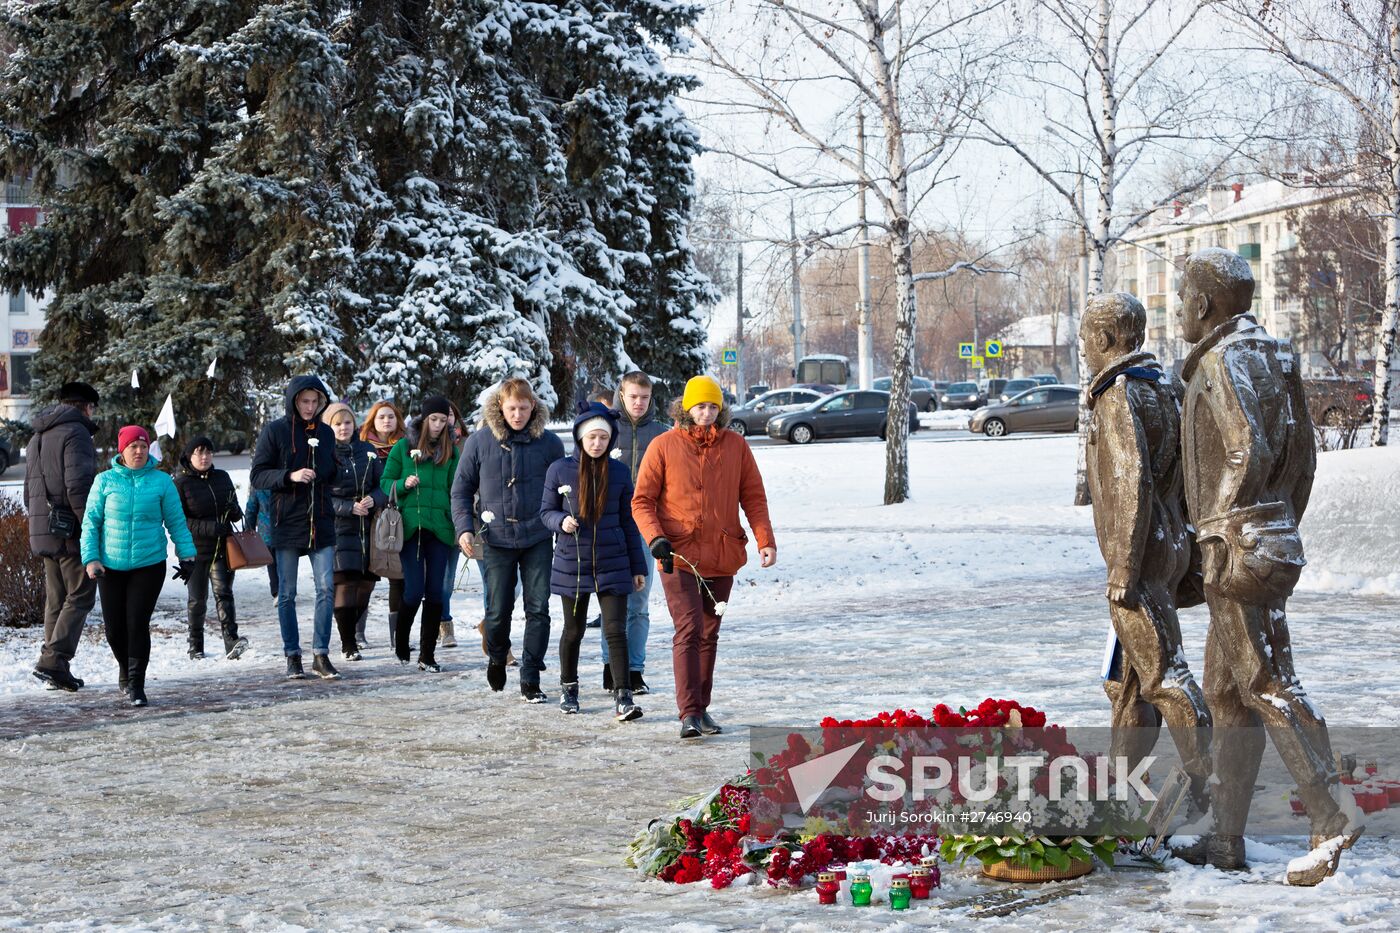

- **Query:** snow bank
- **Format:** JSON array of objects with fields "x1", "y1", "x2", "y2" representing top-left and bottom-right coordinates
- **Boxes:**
[{"x1": 1299, "y1": 446, "x2": 1400, "y2": 595}]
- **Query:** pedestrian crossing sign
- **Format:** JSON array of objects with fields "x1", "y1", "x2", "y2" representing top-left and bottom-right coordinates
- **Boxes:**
[
  {"x1": 971, "y1": 355, "x2": 985, "y2": 369},
  {"x1": 986, "y1": 340, "x2": 1003, "y2": 358},
  {"x1": 722, "y1": 349, "x2": 738, "y2": 365},
  {"x1": 959, "y1": 343, "x2": 974, "y2": 359}
]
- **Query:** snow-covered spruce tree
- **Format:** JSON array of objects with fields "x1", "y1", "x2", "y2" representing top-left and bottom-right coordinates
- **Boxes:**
[
  {"x1": 0, "y1": 0, "x2": 357, "y2": 435},
  {"x1": 344, "y1": 0, "x2": 713, "y2": 413}
]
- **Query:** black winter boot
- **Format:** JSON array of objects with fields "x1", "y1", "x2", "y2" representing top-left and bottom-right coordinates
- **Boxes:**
[
  {"x1": 117, "y1": 660, "x2": 130, "y2": 698},
  {"x1": 355, "y1": 605, "x2": 370, "y2": 648},
  {"x1": 419, "y1": 602, "x2": 443, "y2": 668},
  {"x1": 334, "y1": 607, "x2": 361, "y2": 660},
  {"x1": 187, "y1": 623, "x2": 205, "y2": 660},
  {"x1": 559, "y1": 682, "x2": 580, "y2": 714},
  {"x1": 602, "y1": 665, "x2": 614, "y2": 693},
  {"x1": 128, "y1": 660, "x2": 148, "y2": 707},
  {"x1": 394, "y1": 605, "x2": 419, "y2": 664}
]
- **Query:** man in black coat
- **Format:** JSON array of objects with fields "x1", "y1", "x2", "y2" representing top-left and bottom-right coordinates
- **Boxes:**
[
  {"x1": 174, "y1": 436, "x2": 247, "y2": 660},
  {"x1": 25, "y1": 381, "x2": 100, "y2": 692},
  {"x1": 250, "y1": 375, "x2": 339, "y2": 680}
]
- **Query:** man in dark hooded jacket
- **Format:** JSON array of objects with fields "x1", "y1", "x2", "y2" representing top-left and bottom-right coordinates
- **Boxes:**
[
  {"x1": 25, "y1": 381, "x2": 100, "y2": 691},
  {"x1": 600, "y1": 371, "x2": 669, "y2": 693},
  {"x1": 250, "y1": 375, "x2": 339, "y2": 680}
]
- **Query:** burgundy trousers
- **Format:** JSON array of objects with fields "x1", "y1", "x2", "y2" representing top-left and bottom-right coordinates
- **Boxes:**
[{"x1": 660, "y1": 570, "x2": 734, "y2": 720}]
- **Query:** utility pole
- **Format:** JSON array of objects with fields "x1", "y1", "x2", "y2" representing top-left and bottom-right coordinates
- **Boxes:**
[
  {"x1": 736, "y1": 247, "x2": 746, "y2": 399},
  {"x1": 856, "y1": 111, "x2": 873, "y2": 390},
  {"x1": 790, "y1": 201, "x2": 804, "y2": 376}
]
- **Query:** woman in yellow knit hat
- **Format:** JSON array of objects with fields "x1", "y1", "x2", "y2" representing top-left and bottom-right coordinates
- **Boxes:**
[{"x1": 631, "y1": 375, "x2": 777, "y2": 739}]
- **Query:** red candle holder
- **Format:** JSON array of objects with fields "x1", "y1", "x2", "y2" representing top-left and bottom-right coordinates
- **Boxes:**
[
  {"x1": 910, "y1": 867, "x2": 933, "y2": 899},
  {"x1": 1364, "y1": 760, "x2": 1378, "y2": 776},
  {"x1": 815, "y1": 872, "x2": 839, "y2": 905},
  {"x1": 1385, "y1": 781, "x2": 1400, "y2": 805}
]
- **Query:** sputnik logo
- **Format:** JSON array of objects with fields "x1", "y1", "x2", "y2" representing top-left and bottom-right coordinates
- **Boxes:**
[{"x1": 787, "y1": 740, "x2": 866, "y2": 814}]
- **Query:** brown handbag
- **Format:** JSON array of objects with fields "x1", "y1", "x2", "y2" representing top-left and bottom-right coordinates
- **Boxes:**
[{"x1": 225, "y1": 526, "x2": 274, "y2": 570}]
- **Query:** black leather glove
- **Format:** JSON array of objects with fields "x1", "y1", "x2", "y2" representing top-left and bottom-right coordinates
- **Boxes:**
[
  {"x1": 650, "y1": 537, "x2": 674, "y2": 574},
  {"x1": 172, "y1": 560, "x2": 195, "y2": 582}
]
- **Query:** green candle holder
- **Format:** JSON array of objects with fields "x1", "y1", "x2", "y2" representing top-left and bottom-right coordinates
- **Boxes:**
[
  {"x1": 889, "y1": 878, "x2": 912, "y2": 910},
  {"x1": 850, "y1": 873, "x2": 872, "y2": 906}
]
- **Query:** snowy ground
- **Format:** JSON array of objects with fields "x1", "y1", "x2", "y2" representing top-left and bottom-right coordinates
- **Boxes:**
[{"x1": 1, "y1": 434, "x2": 1397, "y2": 930}]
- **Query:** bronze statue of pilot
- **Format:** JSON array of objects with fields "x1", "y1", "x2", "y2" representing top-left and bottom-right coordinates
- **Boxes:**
[
  {"x1": 1175, "y1": 247, "x2": 1358, "y2": 885},
  {"x1": 1082, "y1": 292, "x2": 1212, "y2": 816}
]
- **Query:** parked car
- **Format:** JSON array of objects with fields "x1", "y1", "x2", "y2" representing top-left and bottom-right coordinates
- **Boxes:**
[
  {"x1": 767, "y1": 390, "x2": 919, "y2": 445},
  {"x1": 1303, "y1": 376, "x2": 1374, "y2": 428},
  {"x1": 1030, "y1": 374, "x2": 1060, "y2": 386},
  {"x1": 982, "y1": 378, "x2": 1008, "y2": 401},
  {"x1": 998, "y1": 378, "x2": 1041, "y2": 402},
  {"x1": 872, "y1": 376, "x2": 939, "y2": 412},
  {"x1": 729, "y1": 387, "x2": 826, "y2": 437},
  {"x1": 745, "y1": 384, "x2": 770, "y2": 402},
  {"x1": 969, "y1": 385, "x2": 1080, "y2": 437},
  {"x1": 792, "y1": 382, "x2": 840, "y2": 396},
  {"x1": 0, "y1": 436, "x2": 11, "y2": 475},
  {"x1": 939, "y1": 381, "x2": 984, "y2": 411}
]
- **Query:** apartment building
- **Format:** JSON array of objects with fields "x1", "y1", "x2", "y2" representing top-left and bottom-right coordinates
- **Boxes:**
[
  {"x1": 1, "y1": 174, "x2": 45, "y2": 420},
  {"x1": 1112, "y1": 178, "x2": 1350, "y2": 371}
]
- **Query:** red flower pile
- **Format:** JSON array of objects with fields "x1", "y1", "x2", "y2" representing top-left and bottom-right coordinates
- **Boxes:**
[{"x1": 639, "y1": 700, "x2": 1059, "y2": 891}]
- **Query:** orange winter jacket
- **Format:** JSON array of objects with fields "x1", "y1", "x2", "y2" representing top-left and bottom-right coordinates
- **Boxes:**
[{"x1": 631, "y1": 425, "x2": 776, "y2": 578}]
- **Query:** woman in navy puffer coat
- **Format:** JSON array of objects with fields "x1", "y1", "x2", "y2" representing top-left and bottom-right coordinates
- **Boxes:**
[{"x1": 540, "y1": 403, "x2": 647, "y2": 720}]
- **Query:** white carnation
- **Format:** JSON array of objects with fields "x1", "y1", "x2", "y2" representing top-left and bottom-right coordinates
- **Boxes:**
[
  {"x1": 410, "y1": 449, "x2": 423, "y2": 460},
  {"x1": 307, "y1": 438, "x2": 320, "y2": 448},
  {"x1": 713, "y1": 601, "x2": 728, "y2": 617},
  {"x1": 481, "y1": 510, "x2": 496, "y2": 523},
  {"x1": 609, "y1": 448, "x2": 622, "y2": 459},
  {"x1": 558, "y1": 484, "x2": 572, "y2": 495}
]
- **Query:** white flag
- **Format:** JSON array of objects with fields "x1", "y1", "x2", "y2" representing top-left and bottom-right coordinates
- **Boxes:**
[
  {"x1": 206, "y1": 357, "x2": 217, "y2": 378},
  {"x1": 154, "y1": 394, "x2": 177, "y2": 439},
  {"x1": 149, "y1": 440, "x2": 162, "y2": 462},
  {"x1": 130, "y1": 369, "x2": 139, "y2": 389}
]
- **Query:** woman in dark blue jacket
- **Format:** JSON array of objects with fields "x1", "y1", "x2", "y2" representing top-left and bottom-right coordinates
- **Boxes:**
[
  {"x1": 323, "y1": 403, "x2": 387, "y2": 660},
  {"x1": 540, "y1": 403, "x2": 647, "y2": 721}
]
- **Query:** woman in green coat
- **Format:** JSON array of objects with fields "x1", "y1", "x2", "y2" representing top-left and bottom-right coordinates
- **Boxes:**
[
  {"x1": 380, "y1": 396, "x2": 459, "y2": 671},
  {"x1": 81, "y1": 426, "x2": 197, "y2": 707}
]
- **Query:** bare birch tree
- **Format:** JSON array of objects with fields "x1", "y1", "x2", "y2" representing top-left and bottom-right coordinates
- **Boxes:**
[
  {"x1": 964, "y1": 0, "x2": 1270, "y2": 502},
  {"x1": 690, "y1": 0, "x2": 1009, "y2": 504},
  {"x1": 1225, "y1": 0, "x2": 1400, "y2": 446}
]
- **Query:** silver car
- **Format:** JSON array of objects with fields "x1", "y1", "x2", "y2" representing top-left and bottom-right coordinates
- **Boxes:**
[
  {"x1": 969, "y1": 385, "x2": 1081, "y2": 437},
  {"x1": 729, "y1": 388, "x2": 825, "y2": 437}
]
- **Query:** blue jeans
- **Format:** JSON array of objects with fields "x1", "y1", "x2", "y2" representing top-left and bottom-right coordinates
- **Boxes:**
[
  {"x1": 402, "y1": 532, "x2": 450, "y2": 612},
  {"x1": 482, "y1": 538, "x2": 553, "y2": 680},
  {"x1": 601, "y1": 532, "x2": 652, "y2": 673},
  {"x1": 442, "y1": 548, "x2": 461, "y2": 621},
  {"x1": 275, "y1": 546, "x2": 334, "y2": 656}
]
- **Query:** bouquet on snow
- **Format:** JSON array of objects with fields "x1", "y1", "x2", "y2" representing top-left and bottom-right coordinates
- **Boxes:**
[{"x1": 627, "y1": 698, "x2": 1147, "y2": 890}]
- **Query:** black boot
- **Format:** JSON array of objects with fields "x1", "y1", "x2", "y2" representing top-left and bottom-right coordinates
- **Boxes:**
[
  {"x1": 334, "y1": 607, "x2": 361, "y2": 660},
  {"x1": 286, "y1": 654, "x2": 305, "y2": 679},
  {"x1": 418, "y1": 602, "x2": 443, "y2": 669},
  {"x1": 680, "y1": 715, "x2": 702, "y2": 739},
  {"x1": 128, "y1": 659, "x2": 148, "y2": 707},
  {"x1": 602, "y1": 665, "x2": 614, "y2": 693},
  {"x1": 187, "y1": 622, "x2": 205, "y2": 660},
  {"x1": 487, "y1": 661, "x2": 507, "y2": 691},
  {"x1": 387, "y1": 610, "x2": 398, "y2": 654},
  {"x1": 355, "y1": 605, "x2": 370, "y2": 648},
  {"x1": 117, "y1": 659, "x2": 130, "y2": 698},
  {"x1": 559, "y1": 682, "x2": 580, "y2": 714},
  {"x1": 630, "y1": 671, "x2": 649, "y2": 695},
  {"x1": 699, "y1": 711, "x2": 723, "y2": 735},
  {"x1": 395, "y1": 605, "x2": 420, "y2": 664},
  {"x1": 312, "y1": 654, "x2": 342, "y2": 680}
]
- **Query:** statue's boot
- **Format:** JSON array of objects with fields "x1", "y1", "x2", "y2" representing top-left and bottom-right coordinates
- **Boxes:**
[{"x1": 1169, "y1": 834, "x2": 1247, "y2": 871}]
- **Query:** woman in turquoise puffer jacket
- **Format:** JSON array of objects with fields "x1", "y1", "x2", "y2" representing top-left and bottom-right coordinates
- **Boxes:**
[{"x1": 81, "y1": 426, "x2": 197, "y2": 708}]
